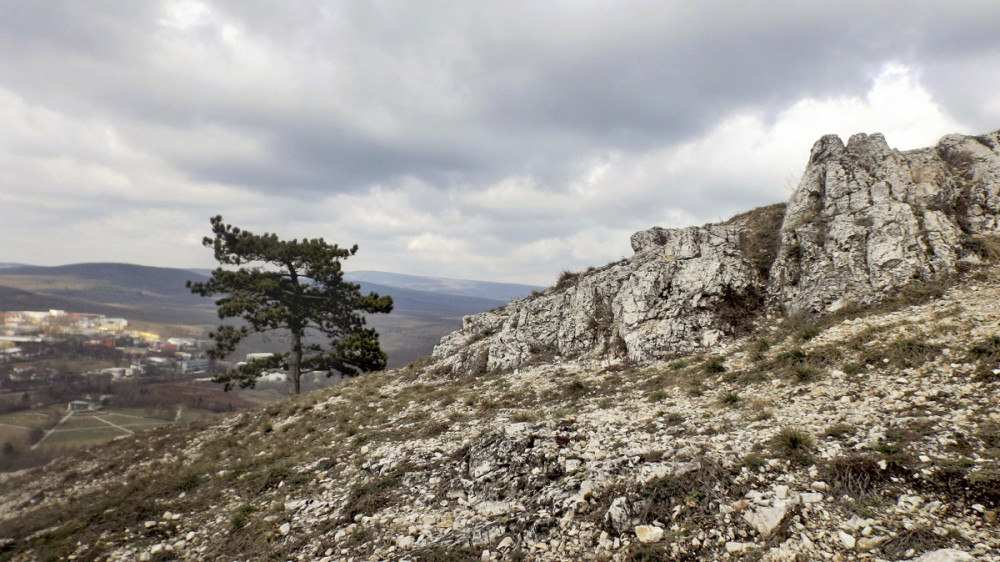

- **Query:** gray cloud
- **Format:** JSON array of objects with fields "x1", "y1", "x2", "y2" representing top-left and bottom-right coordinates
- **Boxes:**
[{"x1": 0, "y1": 1, "x2": 998, "y2": 283}]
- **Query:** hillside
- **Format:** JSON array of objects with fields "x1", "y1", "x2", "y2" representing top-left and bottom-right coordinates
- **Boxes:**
[
  {"x1": 1, "y1": 130, "x2": 999, "y2": 562},
  {"x1": 0, "y1": 263, "x2": 218, "y2": 325},
  {"x1": 0, "y1": 265, "x2": 528, "y2": 367},
  {"x1": 344, "y1": 271, "x2": 544, "y2": 302},
  {"x1": 1, "y1": 265, "x2": 998, "y2": 561}
]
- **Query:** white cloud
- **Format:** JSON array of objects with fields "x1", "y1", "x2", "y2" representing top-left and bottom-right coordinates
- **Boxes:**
[{"x1": 0, "y1": 3, "x2": 997, "y2": 286}]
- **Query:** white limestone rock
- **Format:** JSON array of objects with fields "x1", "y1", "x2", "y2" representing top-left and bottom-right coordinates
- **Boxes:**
[
  {"x1": 914, "y1": 549, "x2": 974, "y2": 562},
  {"x1": 769, "y1": 130, "x2": 1000, "y2": 314},
  {"x1": 634, "y1": 525, "x2": 664, "y2": 543},
  {"x1": 433, "y1": 224, "x2": 761, "y2": 374}
]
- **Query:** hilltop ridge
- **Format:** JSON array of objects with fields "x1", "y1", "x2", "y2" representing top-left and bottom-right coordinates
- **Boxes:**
[
  {"x1": 433, "y1": 130, "x2": 1000, "y2": 376},
  {"x1": 1, "y1": 130, "x2": 999, "y2": 561}
]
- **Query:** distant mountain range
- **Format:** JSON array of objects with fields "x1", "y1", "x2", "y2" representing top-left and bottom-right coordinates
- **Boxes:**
[
  {"x1": 343, "y1": 270, "x2": 541, "y2": 302},
  {"x1": 0, "y1": 263, "x2": 543, "y2": 367}
]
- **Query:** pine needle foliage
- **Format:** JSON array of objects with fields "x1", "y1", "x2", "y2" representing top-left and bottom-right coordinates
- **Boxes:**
[{"x1": 188, "y1": 216, "x2": 393, "y2": 394}]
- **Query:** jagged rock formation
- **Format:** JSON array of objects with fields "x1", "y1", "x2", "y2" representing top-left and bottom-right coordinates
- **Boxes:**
[
  {"x1": 433, "y1": 223, "x2": 766, "y2": 373},
  {"x1": 435, "y1": 130, "x2": 1000, "y2": 374},
  {"x1": 770, "y1": 131, "x2": 1000, "y2": 314}
]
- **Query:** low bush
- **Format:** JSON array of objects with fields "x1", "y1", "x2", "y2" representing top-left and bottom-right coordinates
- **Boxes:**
[{"x1": 770, "y1": 427, "x2": 815, "y2": 465}]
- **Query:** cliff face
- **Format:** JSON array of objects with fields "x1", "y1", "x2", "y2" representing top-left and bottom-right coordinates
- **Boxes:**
[
  {"x1": 769, "y1": 131, "x2": 1000, "y2": 314},
  {"x1": 433, "y1": 224, "x2": 765, "y2": 373},
  {"x1": 435, "y1": 130, "x2": 1000, "y2": 374}
]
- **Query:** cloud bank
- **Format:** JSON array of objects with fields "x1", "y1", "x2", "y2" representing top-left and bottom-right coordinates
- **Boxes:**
[{"x1": 1, "y1": 1, "x2": 997, "y2": 284}]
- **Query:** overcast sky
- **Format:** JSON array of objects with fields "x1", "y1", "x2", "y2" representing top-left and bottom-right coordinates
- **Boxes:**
[{"x1": 1, "y1": 1, "x2": 998, "y2": 285}]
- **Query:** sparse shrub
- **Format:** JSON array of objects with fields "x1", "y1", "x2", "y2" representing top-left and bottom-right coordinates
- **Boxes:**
[
  {"x1": 770, "y1": 427, "x2": 815, "y2": 465},
  {"x1": 968, "y1": 334, "x2": 1000, "y2": 361},
  {"x1": 744, "y1": 453, "x2": 766, "y2": 470},
  {"x1": 640, "y1": 450, "x2": 665, "y2": 462},
  {"x1": 963, "y1": 234, "x2": 1000, "y2": 262},
  {"x1": 562, "y1": 379, "x2": 589, "y2": 401},
  {"x1": 344, "y1": 465, "x2": 411, "y2": 521},
  {"x1": 669, "y1": 360, "x2": 688, "y2": 371},
  {"x1": 729, "y1": 203, "x2": 786, "y2": 279},
  {"x1": 704, "y1": 357, "x2": 726, "y2": 374},
  {"x1": 555, "y1": 270, "x2": 582, "y2": 291},
  {"x1": 628, "y1": 542, "x2": 670, "y2": 561},
  {"x1": 817, "y1": 453, "x2": 902, "y2": 500},
  {"x1": 883, "y1": 336, "x2": 941, "y2": 369},
  {"x1": 551, "y1": 408, "x2": 574, "y2": 419},
  {"x1": 715, "y1": 284, "x2": 765, "y2": 335},
  {"x1": 880, "y1": 525, "x2": 951, "y2": 559},
  {"x1": 842, "y1": 362, "x2": 862, "y2": 375},
  {"x1": 968, "y1": 467, "x2": 1000, "y2": 503},
  {"x1": 719, "y1": 391, "x2": 740, "y2": 406},
  {"x1": 798, "y1": 325, "x2": 822, "y2": 341},
  {"x1": 647, "y1": 390, "x2": 669, "y2": 403},
  {"x1": 823, "y1": 423, "x2": 856, "y2": 440},
  {"x1": 412, "y1": 545, "x2": 480, "y2": 561},
  {"x1": 661, "y1": 412, "x2": 684, "y2": 425},
  {"x1": 793, "y1": 366, "x2": 818, "y2": 382}
]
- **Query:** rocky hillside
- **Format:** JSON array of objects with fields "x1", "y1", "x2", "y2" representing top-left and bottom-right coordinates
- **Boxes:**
[
  {"x1": 1, "y1": 263, "x2": 998, "y2": 562},
  {"x1": 1, "y1": 130, "x2": 999, "y2": 562},
  {"x1": 433, "y1": 131, "x2": 1000, "y2": 376}
]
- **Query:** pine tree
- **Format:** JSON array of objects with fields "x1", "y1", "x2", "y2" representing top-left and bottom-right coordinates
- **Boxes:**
[{"x1": 188, "y1": 216, "x2": 393, "y2": 394}]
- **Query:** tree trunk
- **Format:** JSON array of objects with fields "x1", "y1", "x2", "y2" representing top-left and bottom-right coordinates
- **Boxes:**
[{"x1": 290, "y1": 331, "x2": 303, "y2": 394}]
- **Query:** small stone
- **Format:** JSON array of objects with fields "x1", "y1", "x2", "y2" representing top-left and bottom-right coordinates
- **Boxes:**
[
  {"x1": 774, "y1": 485, "x2": 789, "y2": 500},
  {"x1": 744, "y1": 500, "x2": 796, "y2": 537},
  {"x1": 856, "y1": 537, "x2": 885, "y2": 551},
  {"x1": 913, "y1": 549, "x2": 973, "y2": 562},
  {"x1": 725, "y1": 541, "x2": 748, "y2": 554},
  {"x1": 278, "y1": 522, "x2": 291, "y2": 536},
  {"x1": 839, "y1": 530, "x2": 856, "y2": 549},
  {"x1": 150, "y1": 544, "x2": 164, "y2": 555},
  {"x1": 396, "y1": 535, "x2": 414, "y2": 548},
  {"x1": 497, "y1": 537, "x2": 514, "y2": 550},
  {"x1": 635, "y1": 525, "x2": 665, "y2": 543},
  {"x1": 800, "y1": 493, "x2": 824, "y2": 504},
  {"x1": 810, "y1": 481, "x2": 828, "y2": 492},
  {"x1": 144, "y1": 521, "x2": 157, "y2": 528},
  {"x1": 481, "y1": 549, "x2": 491, "y2": 562}
]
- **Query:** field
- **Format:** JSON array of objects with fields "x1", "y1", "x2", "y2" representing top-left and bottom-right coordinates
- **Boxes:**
[{"x1": 0, "y1": 406, "x2": 215, "y2": 453}]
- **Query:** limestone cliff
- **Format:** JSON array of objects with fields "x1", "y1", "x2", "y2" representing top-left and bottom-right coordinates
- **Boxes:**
[
  {"x1": 433, "y1": 223, "x2": 767, "y2": 373},
  {"x1": 435, "y1": 130, "x2": 1000, "y2": 374},
  {"x1": 769, "y1": 131, "x2": 1000, "y2": 314}
]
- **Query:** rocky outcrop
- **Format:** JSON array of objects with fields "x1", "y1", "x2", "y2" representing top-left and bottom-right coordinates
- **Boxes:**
[
  {"x1": 435, "y1": 130, "x2": 1000, "y2": 374},
  {"x1": 432, "y1": 224, "x2": 764, "y2": 373},
  {"x1": 768, "y1": 131, "x2": 1000, "y2": 314}
]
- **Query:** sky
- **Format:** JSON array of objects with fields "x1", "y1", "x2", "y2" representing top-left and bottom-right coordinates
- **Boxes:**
[{"x1": 1, "y1": 1, "x2": 998, "y2": 285}]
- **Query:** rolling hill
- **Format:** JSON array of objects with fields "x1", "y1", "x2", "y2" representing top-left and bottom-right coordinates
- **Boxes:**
[{"x1": 0, "y1": 263, "x2": 538, "y2": 367}]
